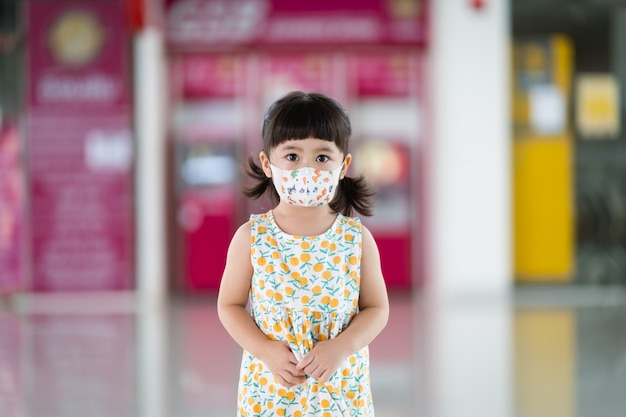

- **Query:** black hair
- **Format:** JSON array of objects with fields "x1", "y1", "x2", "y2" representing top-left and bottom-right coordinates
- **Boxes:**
[{"x1": 244, "y1": 91, "x2": 375, "y2": 217}]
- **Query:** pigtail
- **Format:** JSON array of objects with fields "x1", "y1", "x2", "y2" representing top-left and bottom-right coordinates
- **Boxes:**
[
  {"x1": 330, "y1": 174, "x2": 376, "y2": 217},
  {"x1": 243, "y1": 156, "x2": 279, "y2": 202}
]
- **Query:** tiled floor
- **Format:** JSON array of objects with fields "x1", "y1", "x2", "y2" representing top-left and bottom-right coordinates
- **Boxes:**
[{"x1": 1, "y1": 286, "x2": 625, "y2": 417}]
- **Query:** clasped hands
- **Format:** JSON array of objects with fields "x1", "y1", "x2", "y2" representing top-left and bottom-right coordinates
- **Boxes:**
[{"x1": 261, "y1": 340, "x2": 348, "y2": 388}]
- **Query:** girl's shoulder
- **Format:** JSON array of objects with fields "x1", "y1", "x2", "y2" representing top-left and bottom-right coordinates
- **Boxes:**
[
  {"x1": 232, "y1": 220, "x2": 252, "y2": 240},
  {"x1": 226, "y1": 220, "x2": 252, "y2": 257}
]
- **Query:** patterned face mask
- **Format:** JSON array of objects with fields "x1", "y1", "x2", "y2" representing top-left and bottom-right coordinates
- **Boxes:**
[{"x1": 270, "y1": 164, "x2": 342, "y2": 207}]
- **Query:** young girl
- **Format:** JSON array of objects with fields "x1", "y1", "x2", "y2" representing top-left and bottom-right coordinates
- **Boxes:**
[{"x1": 217, "y1": 91, "x2": 389, "y2": 416}]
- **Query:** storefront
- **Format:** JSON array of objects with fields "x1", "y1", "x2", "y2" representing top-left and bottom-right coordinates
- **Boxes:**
[{"x1": 1, "y1": 0, "x2": 516, "y2": 300}]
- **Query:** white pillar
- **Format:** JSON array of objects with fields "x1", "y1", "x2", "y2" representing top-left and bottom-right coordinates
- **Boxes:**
[
  {"x1": 427, "y1": 0, "x2": 512, "y2": 301},
  {"x1": 422, "y1": 2, "x2": 513, "y2": 416},
  {"x1": 134, "y1": 28, "x2": 167, "y2": 307}
]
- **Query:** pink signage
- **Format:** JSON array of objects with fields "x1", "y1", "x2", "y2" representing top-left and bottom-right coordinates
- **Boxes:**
[
  {"x1": 165, "y1": 0, "x2": 427, "y2": 50},
  {"x1": 27, "y1": 0, "x2": 133, "y2": 291},
  {"x1": 0, "y1": 120, "x2": 25, "y2": 294},
  {"x1": 27, "y1": 1, "x2": 130, "y2": 108}
]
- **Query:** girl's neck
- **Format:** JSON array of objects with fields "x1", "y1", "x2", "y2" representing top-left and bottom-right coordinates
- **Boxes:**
[{"x1": 271, "y1": 203, "x2": 338, "y2": 237}]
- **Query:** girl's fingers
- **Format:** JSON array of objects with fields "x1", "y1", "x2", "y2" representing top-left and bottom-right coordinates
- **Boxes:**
[
  {"x1": 303, "y1": 363, "x2": 320, "y2": 377},
  {"x1": 281, "y1": 371, "x2": 305, "y2": 386},
  {"x1": 318, "y1": 370, "x2": 331, "y2": 383},
  {"x1": 287, "y1": 364, "x2": 305, "y2": 377},
  {"x1": 296, "y1": 352, "x2": 314, "y2": 370}
]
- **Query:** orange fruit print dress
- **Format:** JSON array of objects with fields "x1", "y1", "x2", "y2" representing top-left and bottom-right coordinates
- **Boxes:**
[{"x1": 238, "y1": 211, "x2": 375, "y2": 416}]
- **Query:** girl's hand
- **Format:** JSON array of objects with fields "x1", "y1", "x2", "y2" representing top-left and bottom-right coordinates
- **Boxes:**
[
  {"x1": 296, "y1": 339, "x2": 347, "y2": 383},
  {"x1": 260, "y1": 341, "x2": 307, "y2": 388}
]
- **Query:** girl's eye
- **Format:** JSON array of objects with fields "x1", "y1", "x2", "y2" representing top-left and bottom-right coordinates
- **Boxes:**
[
  {"x1": 286, "y1": 154, "x2": 299, "y2": 162},
  {"x1": 316, "y1": 155, "x2": 330, "y2": 163}
]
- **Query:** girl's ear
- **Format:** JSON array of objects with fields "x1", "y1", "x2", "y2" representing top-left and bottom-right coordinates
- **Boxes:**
[
  {"x1": 340, "y1": 154, "x2": 352, "y2": 179},
  {"x1": 259, "y1": 151, "x2": 272, "y2": 178}
]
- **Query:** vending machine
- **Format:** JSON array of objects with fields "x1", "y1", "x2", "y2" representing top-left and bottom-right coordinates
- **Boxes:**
[
  {"x1": 512, "y1": 35, "x2": 574, "y2": 282},
  {"x1": 169, "y1": 54, "x2": 246, "y2": 291},
  {"x1": 348, "y1": 51, "x2": 423, "y2": 289}
]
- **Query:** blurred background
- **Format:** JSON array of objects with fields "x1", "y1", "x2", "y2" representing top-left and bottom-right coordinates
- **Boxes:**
[{"x1": 1, "y1": 0, "x2": 626, "y2": 416}]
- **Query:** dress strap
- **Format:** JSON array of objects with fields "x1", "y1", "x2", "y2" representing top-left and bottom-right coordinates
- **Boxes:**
[{"x1": 249, "y1": 211, "x2": 272, "y2": 239}]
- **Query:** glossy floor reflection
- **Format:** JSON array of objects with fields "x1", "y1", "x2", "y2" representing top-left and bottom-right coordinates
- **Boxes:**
[{"x1": 0, "y1": 286, "x2": 625, "y2": 417}]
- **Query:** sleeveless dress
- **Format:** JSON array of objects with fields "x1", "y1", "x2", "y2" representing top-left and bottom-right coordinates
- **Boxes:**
[{"x1": 237, "y1": 210, "x2": 375, "y2": 417}]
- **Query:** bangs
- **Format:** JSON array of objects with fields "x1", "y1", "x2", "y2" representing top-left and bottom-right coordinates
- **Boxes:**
[{"x1": 262, "y1": 92, "x2": 351, "y2": 152}]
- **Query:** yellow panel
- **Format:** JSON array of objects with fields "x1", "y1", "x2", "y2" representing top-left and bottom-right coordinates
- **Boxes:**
[
  {"x1": 515, "y1": 310, "x2": 575, "y2": 417},
  {"x1": 513, "y1": 137, "x2": 574, "y2": 280},
  {"x1": 552, "y1": 35, "x2": 574, "y2": 96}
]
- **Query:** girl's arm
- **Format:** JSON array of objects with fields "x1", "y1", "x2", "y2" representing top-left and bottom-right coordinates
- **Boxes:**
[
  {"x1": 296, "y1": 225, "x2": 390, "y2": 381},
  {"x1": 217, "y1": 222, "x2": 306, "y2": 387}
]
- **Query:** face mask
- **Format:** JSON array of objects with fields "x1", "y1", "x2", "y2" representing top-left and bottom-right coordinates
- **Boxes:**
[{"x1": 270, "y1": 164, "x2": 342, "y2": 207}]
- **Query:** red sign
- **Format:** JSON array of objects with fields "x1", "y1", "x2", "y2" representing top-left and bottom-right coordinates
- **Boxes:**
[
  {"x1": 165, "y1": 0, "x2": 427, "y2": 50},
  {"x1": 27, "y1": 0, "x2": 134, "y2": 291}
]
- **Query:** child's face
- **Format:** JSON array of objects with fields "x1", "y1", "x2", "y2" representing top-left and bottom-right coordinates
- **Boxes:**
[{"x1": 260, "y1": 137, "x2": 351, "y2": 177}]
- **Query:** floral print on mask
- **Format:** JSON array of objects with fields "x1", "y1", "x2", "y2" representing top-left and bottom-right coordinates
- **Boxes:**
[{"x1": 270, "y1": 165, "x2": 341, "y2": 207}]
